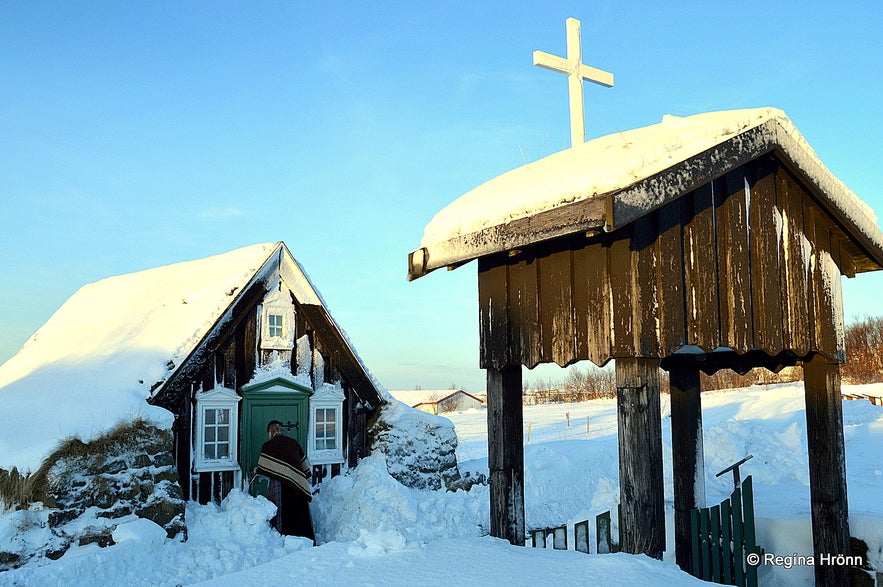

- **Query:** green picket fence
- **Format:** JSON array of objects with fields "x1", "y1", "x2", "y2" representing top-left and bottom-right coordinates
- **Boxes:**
[{"x1": 690, "y1": 475, "x2": 759, "y2": 586}]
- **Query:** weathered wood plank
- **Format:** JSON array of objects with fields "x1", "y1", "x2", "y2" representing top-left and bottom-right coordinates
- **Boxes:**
[
  {"x1": 538, "y1": 249, "x2": 575, "y2": 366},
  {"x1": 779, "y1": 170, "x2": 811, "y2": 355},
  {"x1": 731, "y1": 486, "x2": 745, "y2": 586},
  {"x1": 616, "y1": 358, "x2": 664, "y2": 559},
  {"x1": 222, "y1": 340, "x2": 235, "y2": 388},
  {"x1": 478, "y1": 256, "x2": 511, "y2": 370},
  {"x1": 657, "y1": 197, "x2": 687, "y2": 354},
  {"x1": 239, "y1": 310, "x2": 256, "y2": 387},
  {"x1": 571, "y1": 243, "x2": 590, "y2": 363},
  {"x1": 721, "y1": 499, "x2": 733, "y2": 584},
  {"x1": 808, "y1": 207, "x2": 845, "y2": 361},
  {"x1": 486, "y1": 364, "x2": 525, "y2": 545},
  {"x1": 632, "y1": 211, "x2": 660, "y2": 356},
  {"x1": 669, "y1": 364, "x2": 705, "y2": 572},
  {"x1": 510, "y1": 253, "x2": 541, "y2": 368},
  {"x1": 683, "y1": 183, "x2": 720, "y2": 350},
  {"x1": 803, "y1": 355, "x2": 850, "y2": 587},
  {"x1": 717, "y1": 168, "x2": 754, "y2": 352},
  {"x1": 710, "y1": 505, "x2": 722, "y2": 581},
  {"x1": 748, "y1": 157, "x2": 784, "y2": 354},
  {"x1": 583, "y1": 240, "x2": 612, "y2": 365},
  {"x1": 610, "y1": 230, "x2": 636, "y2": 356},
  {"x1": 176, "y1": 390, "x2": 193, "y2": 501}
]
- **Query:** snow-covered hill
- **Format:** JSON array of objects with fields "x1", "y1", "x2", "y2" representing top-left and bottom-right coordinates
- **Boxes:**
[{"x1": 2, "y1": 383, "x2": 881, "y2": 586}]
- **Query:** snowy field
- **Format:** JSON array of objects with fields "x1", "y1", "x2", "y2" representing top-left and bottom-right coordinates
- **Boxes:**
[{"x1": 2, "y1": 382, "x2": 882, "y2": 586}]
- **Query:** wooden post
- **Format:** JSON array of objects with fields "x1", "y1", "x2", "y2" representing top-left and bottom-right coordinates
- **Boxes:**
[
  {"x1": 616, "y1": 358, "x2": 665, "y2": 559},
  {"x1": 803, "y1": 354, "x2": 850, "y2": 587},
  {"x1": 669, "y1": 363, "x2": 705, "y2": 572},
  {"x1": 487, "y1": 364, "x2": 525, "y2": 545}
]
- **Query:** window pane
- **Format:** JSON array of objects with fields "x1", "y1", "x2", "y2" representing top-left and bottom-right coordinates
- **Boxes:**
[
  {"x1": 326, "y1": 437, "x2": 336, "y2": 450},
  {"x1": 205, "y1": 427, "x2": 216, "y2": 442},
  {"x1": 218, "y1": 426, "x2": 229, "y2": 442},
  {"x1": 327, "y1": 422, "x2": 336, "y2": 438},
  {"x1": 315, "y1": 438, "x2": 326, "y2": 450},
  {"x1": 269, "y1": 314, "x2": 283, "y2": 337},
  {"x1": 218, "y1": 443, "x2": 229, "y2": 458},
  {"x1": 217, "y1": 409, "x2": 229, "y2": 425},
  {"x1": 204, "y1": 445, "x2": 216, "y2": 460},
  {"x1": 205, "y1": 409, "x2": 215, "y2": 425},
  {"x1": 325, "y1": 409, "x2": 336, "y2": 425}
]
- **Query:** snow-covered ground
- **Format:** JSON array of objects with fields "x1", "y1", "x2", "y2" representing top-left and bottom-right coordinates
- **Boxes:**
[{"x1": 2, "y1": 382, "x2": 882, "y2": 586}]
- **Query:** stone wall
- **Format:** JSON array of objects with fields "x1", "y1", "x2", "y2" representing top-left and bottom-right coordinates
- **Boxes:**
[{"x1": 0, "y1": 420, "x2": 185, "y2": 571}]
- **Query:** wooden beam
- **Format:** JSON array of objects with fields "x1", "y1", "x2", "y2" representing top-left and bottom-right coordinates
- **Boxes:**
[
  {"x1": 616, "y1": 358, "x2": 665, "y2": 559},
  {"x1": 669, "y1": 363, "x2": 705, "y2": 572},
  {"x1": 803, "y1": 354, "x2": 850, "y2": 587},
  {"x1": 487, "y1": 364, "x2": 525, "y2": 545}
]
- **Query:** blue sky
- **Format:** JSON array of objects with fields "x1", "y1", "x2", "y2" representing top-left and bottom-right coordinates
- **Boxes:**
[{"x1": 1, "y1": 1, "x2": 881, "y2": 393}]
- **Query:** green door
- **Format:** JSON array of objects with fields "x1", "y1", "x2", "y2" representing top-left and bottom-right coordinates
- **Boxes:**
[{"x1": 240, "y1": 380, "x2": 311, "y2": 498}]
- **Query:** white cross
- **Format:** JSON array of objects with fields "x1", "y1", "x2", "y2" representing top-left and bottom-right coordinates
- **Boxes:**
[{"x1": 533, "y1": 17, "x2": 614, "y2": 147}]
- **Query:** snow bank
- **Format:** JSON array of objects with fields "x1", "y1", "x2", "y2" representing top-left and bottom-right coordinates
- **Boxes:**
[
  {"x1": 312, "y1": 453, "x2": 488, "y2": 546},
  {"x1": 1, "y1": 384, "x2": 879, "y2": 586},
  {"x1": 450, "y1": 383, "x2": 883, "y2": 586},
  {"x1": 0, "y1": 490, "x2": 309, "y2": 586},
  {"x1": 197, "y1": 538, "x2": 707, "y2": 587}
]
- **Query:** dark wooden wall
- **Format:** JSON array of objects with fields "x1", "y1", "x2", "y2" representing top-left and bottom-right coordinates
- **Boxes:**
[{"x1": 478, "y1": 155, "x2": 850, "y2": 371}]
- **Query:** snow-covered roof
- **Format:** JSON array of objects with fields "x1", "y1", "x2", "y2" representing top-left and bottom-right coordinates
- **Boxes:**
[
  {"x1": 0, "y1": 244, "x2": 277, "y2": 472},
  {"x1": 388, "y1": 389, "x2": 483, "y2": 407},
  {"x1": 0, "y1": 242, "x2": 384, "y2": 473},
  {"x1": 408, "y1": 107, "x2": 883, "y2": 280}
]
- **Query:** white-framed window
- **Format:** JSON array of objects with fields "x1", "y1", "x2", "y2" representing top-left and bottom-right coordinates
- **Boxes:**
[
  {"x1": 268, "y1": 314, "x2": 284, "y2": 338},
  {"x1": 260, "y1": 280, "x2": 295, "y2": 351},
  {"x1": 203, "y1": 407, "x2": 231, "y2": 460},
  {"x1": 194, "y1": 387, "x2": 242, "y2": 474},
  {"x1": 314, "y1": 408, "x2": 337, "y2": 451},
  {"x1": 309, "y1": 384, "x2": 345, "y2": 465}
]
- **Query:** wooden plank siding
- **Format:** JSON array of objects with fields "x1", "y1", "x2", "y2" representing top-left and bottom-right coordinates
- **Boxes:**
[
  {"x1": 683, "y1": 183, "x2": 721, "y2": 350},
  {"x1": 716, "y1": 169, "x2": 754, "y2": 351},
  {"x1": 777, "y1": 167, "x2": 812, "y2": 355},
  {"x1": 747, "y1": 157, "x2": 785, "y2": 355},
  {"x1": 477, "y1": 155, "x2": 850, "y2": 371},
  {"x1": 657, "y1": 198, "x2": 687, "y2": 355}
]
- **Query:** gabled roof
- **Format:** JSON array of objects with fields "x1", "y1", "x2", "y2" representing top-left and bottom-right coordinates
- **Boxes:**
[
  {"x1": 408, "y1": 107, "x2": 883, "y2": 280},
  {"x1": 0, "y1": 242, "x2": 384, "y2": 473}
]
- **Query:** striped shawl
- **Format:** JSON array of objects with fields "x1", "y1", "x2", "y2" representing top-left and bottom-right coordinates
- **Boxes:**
[{"x1": 256, "y1": 434, "x2": 312, "y2": 501}]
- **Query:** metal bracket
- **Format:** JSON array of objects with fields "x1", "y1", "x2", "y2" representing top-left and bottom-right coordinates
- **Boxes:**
[{"x1": 716, "y1": 454, "x2": 753, "y2": 489}]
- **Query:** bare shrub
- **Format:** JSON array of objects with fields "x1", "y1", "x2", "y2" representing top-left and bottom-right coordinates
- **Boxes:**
[
  {"x1": 842, "y1": 315, "x2": 883, "y2": 384},
  {"x1": 524, "y1": 365, "x2": 616, "y2": 404}
]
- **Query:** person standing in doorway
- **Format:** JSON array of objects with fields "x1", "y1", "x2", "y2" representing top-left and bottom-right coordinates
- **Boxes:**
[{"x1": 255, "y1": 419, "x2": 315, "y2": 541}]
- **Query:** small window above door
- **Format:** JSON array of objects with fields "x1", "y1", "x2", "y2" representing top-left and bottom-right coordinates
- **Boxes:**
[{"x1": 260, "y1": 279, "x2": 295, "y2": 351}]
